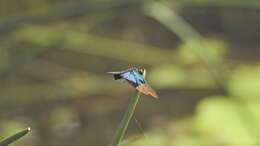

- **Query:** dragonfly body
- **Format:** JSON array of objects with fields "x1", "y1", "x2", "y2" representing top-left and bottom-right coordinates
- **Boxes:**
[{"x1": 108, "y1": 68, "x2": 158, "y2": 99}]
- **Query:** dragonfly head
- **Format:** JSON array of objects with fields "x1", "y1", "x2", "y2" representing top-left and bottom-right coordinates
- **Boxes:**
[{"x1": 136, "y1": 68, "x2": 145, "y2": 75}]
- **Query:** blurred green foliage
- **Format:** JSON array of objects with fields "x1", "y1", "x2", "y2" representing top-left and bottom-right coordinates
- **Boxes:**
[
  {"x1": 228, "y1": 65, "x2": 260, "y2": 99},
  {"x1": 0, "y1": 0, "x2": 260, "y2": 146}
]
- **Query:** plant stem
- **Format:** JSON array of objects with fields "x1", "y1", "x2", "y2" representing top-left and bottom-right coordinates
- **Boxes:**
[
  {"x1": 110, "y1": 70, "x2": 146, "y2": 146},
  {"x1": 0, "y1": 127, "x2": 31, "y2": 146}
]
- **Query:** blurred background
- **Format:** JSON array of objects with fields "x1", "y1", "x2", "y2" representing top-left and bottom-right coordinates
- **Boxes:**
[{"x1": 1, "y1": 0, "x2": 260, "y2": 146}]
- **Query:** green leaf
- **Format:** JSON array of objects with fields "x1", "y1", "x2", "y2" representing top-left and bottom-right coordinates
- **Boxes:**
[{"x1": 0, "y1": 128, "x2": 31, "y2": 146}]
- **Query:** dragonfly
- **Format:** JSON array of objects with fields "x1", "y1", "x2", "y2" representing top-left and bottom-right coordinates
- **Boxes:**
[{"x1": 108, "y1": 67, "x2": 159, "y2": 99}]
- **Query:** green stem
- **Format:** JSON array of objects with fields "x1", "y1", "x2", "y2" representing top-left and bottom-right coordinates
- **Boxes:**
[
  {"x1": 110, "y1": 70, "x2": 146, "y2": 146},
  {"x1": 0, "y1": 127, "x2": 31, "y2": 146}
]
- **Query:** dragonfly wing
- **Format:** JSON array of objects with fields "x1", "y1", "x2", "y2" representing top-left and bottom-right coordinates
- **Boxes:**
[
  {"x1": 136, "y1": 84, "x2": 159, "y2": 99},
  {"x1": 121, "y1": 72, "x2": 138, "y2": 86},
  {"x1": 107, "y1": 71, "x2": 123, "y2": 80},
  {"x1": 107, "y1": 68, "x2": 137, "y2": 80}
]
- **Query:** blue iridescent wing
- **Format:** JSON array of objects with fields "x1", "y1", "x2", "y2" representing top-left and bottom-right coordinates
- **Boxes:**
[
  {"x1": 107, "y1": 68, "x2": 136, "y2": 80},
  {"x1": 121, "y1": 71, "x2": 139, "y2": 86},
  {"x1": 131, "y1": 71, "x2": 146, "y2": 85},
  {"x1": 119, "y1": 70, "x2": 146, "y2": 87}
]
